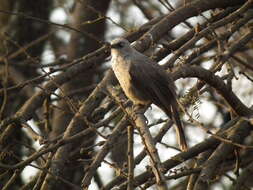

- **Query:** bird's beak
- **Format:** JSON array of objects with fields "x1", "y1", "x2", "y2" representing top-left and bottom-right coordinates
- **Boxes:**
[{"x1": 110, "y1": 43, "x2": 118, "y2": 49}]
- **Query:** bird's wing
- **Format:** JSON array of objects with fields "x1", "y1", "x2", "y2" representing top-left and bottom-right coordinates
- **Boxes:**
[
  {"x1": 129, "y1": 57, "x2": 188, "y2": 151},
  {"x1": 129, "y1": 57, "x2": 176, "y2": 115}
]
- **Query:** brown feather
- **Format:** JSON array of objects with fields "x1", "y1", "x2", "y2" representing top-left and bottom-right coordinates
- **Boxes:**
[{"x1": 129, "y1": 59, "x2": 188, "y2": 151}]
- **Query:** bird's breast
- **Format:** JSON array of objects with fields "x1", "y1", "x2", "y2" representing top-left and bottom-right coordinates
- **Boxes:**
[
  {"x1": 112, "y1": 55, "x2": 131, "y2": 88},
  {"x1": 111, "y1": 55, "x2": 149, "y2": 105}
]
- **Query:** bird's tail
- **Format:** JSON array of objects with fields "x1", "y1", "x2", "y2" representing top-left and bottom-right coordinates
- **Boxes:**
[{"x1": 170, "y1": 100, "x2": 188, "y2": 152}]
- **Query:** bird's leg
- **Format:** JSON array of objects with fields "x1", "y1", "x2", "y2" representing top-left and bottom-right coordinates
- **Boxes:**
[
  {"x1": 133, "y1": 104, "x2": 145, "y2": 114},
  {"x1": 132, "y1": 104, "x2": 148, "y2": 123}
]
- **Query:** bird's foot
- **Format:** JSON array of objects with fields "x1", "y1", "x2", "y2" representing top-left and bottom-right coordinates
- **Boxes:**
[
  {"x1": 132, "y1": 104, "x2": 148, "y2": 124},
  {"x1": 133, "y1": 104, "x2": 145, "y2": 114}
]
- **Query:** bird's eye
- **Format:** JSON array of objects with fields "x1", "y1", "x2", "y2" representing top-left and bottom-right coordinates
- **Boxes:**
[
  {"x1": 118, "y1": 42, "x2": 124, "y2": 48},
  {"x1": 111, "y1": 41, "x2": 126, "y2": 49}
]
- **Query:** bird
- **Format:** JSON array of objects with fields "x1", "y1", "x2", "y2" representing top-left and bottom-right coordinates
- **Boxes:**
[{"x1": 110, "y1": 38, "x2": 188, "y2": 151}]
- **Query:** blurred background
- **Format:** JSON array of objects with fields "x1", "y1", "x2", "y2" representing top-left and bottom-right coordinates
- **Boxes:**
[{"x1": 0, "y1": 0, "x2": 253, "y2": 189}]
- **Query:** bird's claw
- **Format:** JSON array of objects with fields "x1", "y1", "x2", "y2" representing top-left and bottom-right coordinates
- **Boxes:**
[{"x1": 132, "y1": 104, "x2": 148, "y2": 124}]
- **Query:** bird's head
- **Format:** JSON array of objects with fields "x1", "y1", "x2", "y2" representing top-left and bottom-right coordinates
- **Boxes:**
[{"x1": 111, "y1": 38, "x2": 132, "y2": 55}]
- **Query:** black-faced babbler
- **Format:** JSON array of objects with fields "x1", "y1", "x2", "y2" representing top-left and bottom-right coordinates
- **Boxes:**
[{"x1": 111, "y1": 38, "x2": 188, "y2": 151}]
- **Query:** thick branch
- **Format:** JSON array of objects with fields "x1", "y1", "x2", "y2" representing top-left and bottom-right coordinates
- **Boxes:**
[
  {"x1": 173, "y1": 66, "x2": 253, "y2": 116},
  {"x1": 133, "y1": 0, "x2": 247, "y2": 52}
]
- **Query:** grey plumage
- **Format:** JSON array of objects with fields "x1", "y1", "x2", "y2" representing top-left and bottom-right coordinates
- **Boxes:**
[{"x1": 111, "y1": 38, "x2": 187, "y2": 151}]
